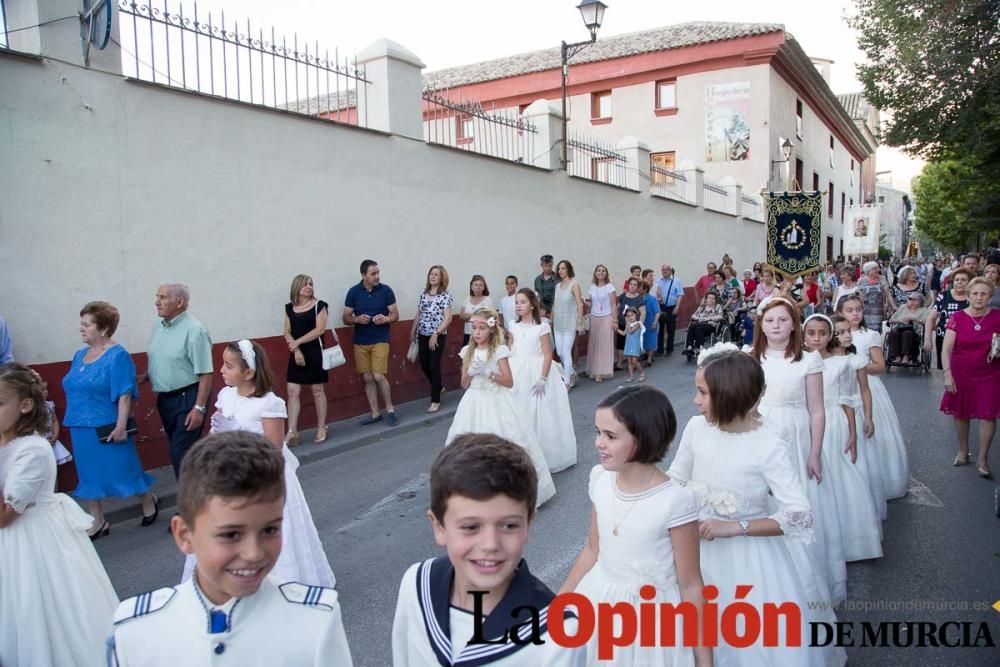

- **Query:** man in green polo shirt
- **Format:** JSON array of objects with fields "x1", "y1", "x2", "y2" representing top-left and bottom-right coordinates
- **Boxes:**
[{"x1": 137, "y1": 283, "x2": 213, "y2": 478}]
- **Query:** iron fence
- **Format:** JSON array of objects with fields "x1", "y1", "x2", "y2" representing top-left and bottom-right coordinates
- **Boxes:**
[
  {"x1": 566, "y1": 133, "x2": 627, "y2": 188},
  {"x1": 421, "y1": 90, "x2": 535, "y2": 164},
  {"x1": 741, "y1": 193, "x2": 765, "y2": 222},
  {"x1": 116, "y1": 0, "x2": 369, "y2": 127},
  {"x1": 703, "y1": 179, "x2": 732, "y2": 214},
  {"x1": 650, "y1": 164, "x2": 690, "y2": 203}
]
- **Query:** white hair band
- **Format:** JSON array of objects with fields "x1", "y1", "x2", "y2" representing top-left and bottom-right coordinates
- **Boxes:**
[
  {"x1": 237, "y1": 339, "x2": 256, "y2": 371},
  {"x1": 802, "y1": 313, "x2": 833, "y2": 330}
]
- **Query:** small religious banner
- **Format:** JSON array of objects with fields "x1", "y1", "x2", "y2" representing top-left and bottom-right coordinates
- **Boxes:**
[
  {"x1": 843, "y1": 204, "x2": 881, "y2": 255},
  {"x1": 766, "y1": 192, "x2": 823, "y2": 278}
]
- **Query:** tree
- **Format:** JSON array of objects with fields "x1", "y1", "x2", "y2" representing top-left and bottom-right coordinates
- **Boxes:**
[
  {"x1": 848, "y1": 0, "x2": 999, "y2": 158},
  {"x1": 911, "y1": 159, "x2": 999, "y2": 250},
  {"x1": 848, "y1": 0, "x2": 1000, "y2": 240}
]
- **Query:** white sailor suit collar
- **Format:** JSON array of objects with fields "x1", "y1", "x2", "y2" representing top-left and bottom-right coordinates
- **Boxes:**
[{"x1": 416, "y1": 555, "x2": 574, "y2": 666}]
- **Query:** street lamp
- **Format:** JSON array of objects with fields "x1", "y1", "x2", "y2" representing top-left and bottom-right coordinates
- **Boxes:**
[
  {"x1": 561, "y1": 0, "x2": 608, "y2": 170},
  {"x1": 770, "y1": 137, "x2": 794, "y2": 189}
]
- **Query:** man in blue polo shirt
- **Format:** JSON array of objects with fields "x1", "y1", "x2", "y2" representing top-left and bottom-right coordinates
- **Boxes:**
[
  {"x1": 655, "y1": 264, "x2": 684, "y2": 355},
  {"x1": 344, "y1": 259, "x2": 400, "y2": 426}
]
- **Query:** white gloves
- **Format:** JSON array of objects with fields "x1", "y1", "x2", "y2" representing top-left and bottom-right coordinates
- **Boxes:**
[
  {"x1": 210, "y1": 412, "x2": 239, "y2": 433},
  {"x1": 467, "y1": 358, "x2": 487, "y2": 377},
  {"x1": 531, "y1": 378, "x2": 547, "y2": 397}
]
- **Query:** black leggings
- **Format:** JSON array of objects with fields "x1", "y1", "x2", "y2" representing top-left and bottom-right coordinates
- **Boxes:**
[
  {"x1": 685, "y1": 322, "x2": 717, "y2": 349},
  {"x1": 418, "y1": 334, "x2": 447, "y2": 402}
]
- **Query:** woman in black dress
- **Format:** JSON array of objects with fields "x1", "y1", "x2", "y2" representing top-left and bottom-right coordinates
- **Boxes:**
[{"x1": 283, "y1": 274, "x2": 331, "y2": 444}]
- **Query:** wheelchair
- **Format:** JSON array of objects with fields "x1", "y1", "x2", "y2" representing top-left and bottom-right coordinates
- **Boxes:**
[
  {"x1": 882, "y1": 320, "x2": 931, "y2": 373},
  {"x1": 683, "y1": 316, "x2": 732, "y2": 363}
]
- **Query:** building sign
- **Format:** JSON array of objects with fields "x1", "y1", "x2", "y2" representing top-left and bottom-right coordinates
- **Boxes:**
[
  {"x1": 843, "y1": 205, "x2": 881, "y2": 255},
  {"x1": 705, "y1": 82, "x2": 751, "y2": 162}
]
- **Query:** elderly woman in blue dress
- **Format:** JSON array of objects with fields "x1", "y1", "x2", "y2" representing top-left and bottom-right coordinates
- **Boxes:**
[{"x1": 62, "y1": 301, "x2": 156, "y2": 539}]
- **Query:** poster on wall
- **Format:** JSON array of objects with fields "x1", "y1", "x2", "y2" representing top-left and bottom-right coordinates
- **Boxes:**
[
  {"x1": 843, "y1": 205, "x2": 881, "y2": 255},
  {"x1": 705, "y1": 82, "x2": 751, "y2": 162}
]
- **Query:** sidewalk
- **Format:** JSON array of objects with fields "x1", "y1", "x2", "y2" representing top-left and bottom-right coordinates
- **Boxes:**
[{"x1": 100, "y1": 391, "x2": 463, "y2": 525}]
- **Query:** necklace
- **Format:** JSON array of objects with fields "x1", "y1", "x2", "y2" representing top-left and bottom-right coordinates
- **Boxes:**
[
  {"x1": 968, "y1": 309, "x2": 989, "y2": 331},
  {"x1": 612, "y1": 467, "x2": 658, "y2": 536}
]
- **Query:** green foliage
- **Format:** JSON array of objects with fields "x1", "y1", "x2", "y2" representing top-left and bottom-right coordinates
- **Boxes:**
[
  {"x1": 848, "y1": 0, "x2": 1000, "y2": 159},
  {"x1": 912, "y1": 160, "x2": 1000, "y2": 250},
  {"x1": 849, "y1": 0, "x2": 999, "y2": 242}
]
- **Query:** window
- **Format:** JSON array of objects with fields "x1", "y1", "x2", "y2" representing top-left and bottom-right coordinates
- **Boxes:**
[
  {"x1": 828, "y1": 182, "x2": 834, "y2": 217},
  {"x1": 456, "y1": 115, "x2": 474, "y2": 144},
  {"x1": 829, "y1": 135, "x2": 835, "y2": 168},
  {"x1": 796, "y1": 99, "x2": 803, "y2": 139},
  {"x1": 840, "y1": 193, "x2": 845, "y2": 222},
  {"x1": 655, "y1": 80, "x2": 676, "y2": 110},
  {"x1": 650, "y1": 152, "x2": 677, "y2": 184},
  {"x1": 591, "y1": 157, "x2": 614, "y2": 182},
  {"x1": 826, "y1": 235, "x2": 834, "y2": 262},
  {"x1": 850, "y1": 159, "x2": 855, "y2": 187},
  {"x1": 812, "y1": 172, "x2": 820, "y2": 193},
  {"x1": 591, "y1": 91, "x2": 612, "y2": 120},
  {"x1": 795, "y1": 158, "x2": 804, "y2": 190}
]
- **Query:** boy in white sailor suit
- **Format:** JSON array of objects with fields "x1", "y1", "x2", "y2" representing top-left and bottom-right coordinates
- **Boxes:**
[
  {"x1": 108, "y1": 432, "x2": 353, "y2": 666},
  {"x1": 392, "y1": 434, "x2": 585, "y2": 666}
]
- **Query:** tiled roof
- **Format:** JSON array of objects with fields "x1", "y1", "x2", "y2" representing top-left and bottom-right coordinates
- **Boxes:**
[
  {"x1": 422, "y1": 21, "x2": 785, "y2": 89},
  {"x1": 836, "y1": 92, "x2": 870, "y2": 120},
  {"x1": 279, "y1": 89, "x2": 356, "y2": 115}
]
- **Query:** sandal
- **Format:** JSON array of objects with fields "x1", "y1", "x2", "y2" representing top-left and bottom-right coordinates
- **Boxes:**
[
  {"x1": 284, "y1": 431, "x2": 299, "y2": 447},
  {"x1": 426, "y1": 403, "x2": 440, "y2": 414},
  {"x1": 977, "y1": 464, "x2": 992, "y2": 478},
  {"x1": 638, "y1": 373, "x2": 646, "y2": 382},
  {"x1": 953, "y1": 453, "x2": 970, "y2": 466},
  {"x1": 313, "y1": 426, "x2": 328, "y2": 444}
]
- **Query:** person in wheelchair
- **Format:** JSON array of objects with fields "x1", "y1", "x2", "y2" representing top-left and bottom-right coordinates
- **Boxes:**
[
  {"x1": 887, "y1": 291, "x2": 931, "y2": 363},
  {"x1": 683, "y1": 292, "x2": 725, "y2": 357}
]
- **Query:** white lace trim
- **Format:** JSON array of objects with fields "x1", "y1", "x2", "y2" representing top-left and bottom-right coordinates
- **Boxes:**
[{"x1": 769, "y1": 507, "x2": 815, "y2": 544}]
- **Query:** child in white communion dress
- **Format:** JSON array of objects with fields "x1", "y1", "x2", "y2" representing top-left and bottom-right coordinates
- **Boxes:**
[
  {"x1": 668, "y1": 345, "x2": 846, "y2": 667},
  {"x1": 507, "y1": 288, "x2": 577, "y2": 473},
  {"x1": 181, "y1": 340, "x2": 335, "y2": 588}
]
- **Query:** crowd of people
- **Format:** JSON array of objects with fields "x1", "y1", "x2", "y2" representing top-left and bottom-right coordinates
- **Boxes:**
[{"x1": 0, "y1": 242, "x2": 998, "y2": 665}]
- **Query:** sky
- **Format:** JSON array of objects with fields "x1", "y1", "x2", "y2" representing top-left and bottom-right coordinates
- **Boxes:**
[{"x1": 185, "y1": 0, "x2": 924, "y2": 191}]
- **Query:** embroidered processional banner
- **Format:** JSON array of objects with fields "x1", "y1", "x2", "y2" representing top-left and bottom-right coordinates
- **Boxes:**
[{"x1": 766, "y1": 192, "x2": 823, "y2": 278}]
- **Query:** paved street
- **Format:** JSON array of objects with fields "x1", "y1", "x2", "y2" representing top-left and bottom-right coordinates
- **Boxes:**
[{"x1": 95, "y1": 352, "x2": 1000, "y2": 666}]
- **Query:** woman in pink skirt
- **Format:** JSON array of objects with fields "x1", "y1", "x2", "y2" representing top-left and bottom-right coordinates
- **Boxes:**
[
  {"x1": 940, "y1": 277, "x2": 1000, "y2": 477},
  {"x1": 586, "y1": 264, "x2": 617, "y2": 382}
]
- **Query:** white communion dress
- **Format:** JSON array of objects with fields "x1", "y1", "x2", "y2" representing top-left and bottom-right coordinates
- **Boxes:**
[
  {"x1": 575, "y1": 465, "x2": 698, "y2": 666},
  {"x1": 852, "y1": 328, "x2": 910, "y2": 499},
  {"x1": 182, "y1": 387, "x2": 336, "y2": 588},
  {"x1": 755, "y1": 349, "x2": 847, "y2": 605},
  {"x1": 819, "y1": 354, "x2": 883, "y2": 561},
  {"x1": 845, "y1": 352, "x2": 887, "y2": 522},
  {"x1": 446, "y1": 345, "x2": 556, "y2": 507},
  {"x1": 508, "y1": 320, "x2": 578, "y2": 473},
  {"x1": 668, "y1": 417, "x2": 846, "y2": 667},
  {"x1": 0, "y1": 434, "x2": 119, "y2": 667}
]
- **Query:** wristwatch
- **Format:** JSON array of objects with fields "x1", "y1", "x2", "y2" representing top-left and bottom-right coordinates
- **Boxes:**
[
  {"x1": 738, "y1": 520, "x2": 751, "y2": 537},
  {"x1": 193, "y1": 404, "x2": 206, "y2": 414}
]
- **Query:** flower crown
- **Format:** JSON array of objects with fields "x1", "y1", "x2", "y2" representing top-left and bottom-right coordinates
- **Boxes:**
[{"x1": 697, "y1": 341, "x2": 741, "y2": 366}]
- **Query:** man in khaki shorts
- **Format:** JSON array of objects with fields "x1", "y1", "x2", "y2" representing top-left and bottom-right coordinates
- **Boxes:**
[{"x1": 344, "y1": 259, "x2": 400, "y2": 426}]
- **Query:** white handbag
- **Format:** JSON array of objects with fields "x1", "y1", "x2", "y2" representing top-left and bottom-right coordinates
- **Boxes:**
[
  {"x1": 406, "y1": 339, "x2": 419, "y2": 363},
  {"x1": 316, "y1": 303, "x2": 346, "y2": 370}
]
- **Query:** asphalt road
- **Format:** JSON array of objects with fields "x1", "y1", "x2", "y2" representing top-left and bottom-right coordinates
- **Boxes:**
[{"x1": 95, "y1": 352, "x2": 1000, "y2": 666}]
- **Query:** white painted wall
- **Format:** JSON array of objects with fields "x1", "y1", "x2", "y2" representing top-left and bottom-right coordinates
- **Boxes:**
[
  {"x1": 0, "y1": 52, "x2": 765, "y2": 364},
  {"x1": 561, "y1": 65, "x2": 773, "y2": 192},
  {"x1": 767, "y1": 69, "x2": 861, "y2": 261}
]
